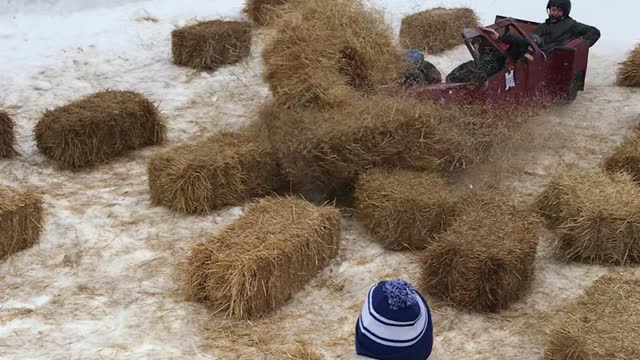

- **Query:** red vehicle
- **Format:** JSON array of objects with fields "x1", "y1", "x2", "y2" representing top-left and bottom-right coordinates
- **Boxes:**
[{"x1": 401, "y1": 16, "x2": 591, "y2": 104}]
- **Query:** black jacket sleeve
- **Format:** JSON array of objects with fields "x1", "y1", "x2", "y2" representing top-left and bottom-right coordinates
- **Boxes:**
[
  {"x1": 531, "y1": 23, "x2": 546, "y2": 37},
  {"x1": 572, "y1": 22, "x2": 601, "y2": 47}
]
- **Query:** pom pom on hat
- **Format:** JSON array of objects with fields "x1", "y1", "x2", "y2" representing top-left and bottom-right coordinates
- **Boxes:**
[{"x1": 383, "y1": 279, "x2": 418, "y2": 310}]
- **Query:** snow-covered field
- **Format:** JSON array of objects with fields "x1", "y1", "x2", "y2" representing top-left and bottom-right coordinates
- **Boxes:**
[{"x1": 1, "y1": 0, "x2": 639, "y2": 359}]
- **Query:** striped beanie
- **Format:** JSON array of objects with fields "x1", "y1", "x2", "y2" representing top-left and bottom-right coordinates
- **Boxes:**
[{"x1": 355, "y1": 279, "x2": 433, "y2": 360}]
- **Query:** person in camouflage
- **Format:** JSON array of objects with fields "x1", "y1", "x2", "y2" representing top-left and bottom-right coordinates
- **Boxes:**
[
  {"x1": 446, "y1": 31, "x2": 532, "y2": 85},
  {"x1": 402, "y1": 49, "x2": 442, "y2": 86}
]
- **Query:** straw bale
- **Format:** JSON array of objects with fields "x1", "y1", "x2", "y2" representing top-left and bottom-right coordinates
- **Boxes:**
[
  {"x1": 399, "y1": 7, "x2": 479, "y2": 54},
  {"x1": 616, "y1": 43, "x2": 640, "y2": 87},
  {"x1": 244, "y1": 0, "x2": 289, "y2": 26},
  {"x1": 172, "y1": 20, "x2": 252, "y2": 71},
  {"x1": 420, "y1": 190, "x2": 540, "y2": 312},
  {"x1": 0, "y1": 186, "x2": 44, "y2": 259},
  {"x1": 536, "y1": 170, "x2": 640, "y2": 265},
  {"x1": 260, "y1": 94, "x2": 537, "y2": 199},
  {"x1": 0, "y1": 111, "x2": 17, "y2": 158},
  {"x1": 262, "y1": 0, "x2": 402, "y2": 108},
  {"x1": 603, "y1": 131, "x2": 640, "y2": 183},
  {"x1": 281, "y1": 342, "x2": 326, "y2": 360},
  {"x1": 258, "y1": 95, "x2": 441, "y2": 200},
  {"x1": 34, "y1": 90, "x2": 165, "y2": 169},
  {"x1": 147, "y1": 130, "x2": 283, "y2": 214},
  {"x1": 182, "y1": 196, "x2": 341, "y2": 319},
  {"x1": 543, "y1": 274, "x2": 640, "y2": 359},
  {"x1": 353, "y1": 169, "x2": 455, "y2": 250}
]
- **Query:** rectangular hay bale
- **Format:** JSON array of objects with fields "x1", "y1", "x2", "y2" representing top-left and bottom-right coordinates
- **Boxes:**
[
  {"x1": 172, "y1": 20, "x2": 252, "y2": 71},
  {"x1": 544, "y1": 274, "x2": 640, "y2": 359},
  {"x1": 261, "y1": 0, "x2": 402, "y2": 108},
  {"x1": 183, "y1": 196, "x2": 341, "y2": 319},
  {"x1": 1, "y1": 186, "x2": 44, "y2": 259},
  {"x1": 420, "y1": 189, "x2": 540, "y2": 312},
  {"x1": 399, "y1": 7, "x2": 479, "y2": 53},
  {"x1": 34, "y1": 90, "x2": 166, "y2": 169},
  {"x1": 353, "y1": 169, "x2": 455, "y2": 250},
  {"x1": 258, "y1": 95, "x2": 441, "y2": 199},
  {"x1": 259, "y1": 94, "x2": 534, "y2": 200},
  {"x1": 244, "y1": 0, "x2": 289, "y2": 26},
  {"x1": 603, "y1": 129, "x2": 640, "y2": 183},
  {"x1": 147, "y1": 130, "x2": 283, "y2": 214},
  {"x1": 0, "y1": 111, "x2": 17, "y2": 158},
  {"x1": 536, "y1": 170, "x2": 640, "y2": 265},
  {"x1": 616, "y1": 43, "x2": 640, "y2": 87}
]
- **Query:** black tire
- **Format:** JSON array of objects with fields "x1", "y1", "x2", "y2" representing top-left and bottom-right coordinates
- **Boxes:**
[{"x1": 569, "y1": 72, "x2": 584, "y2": 101}]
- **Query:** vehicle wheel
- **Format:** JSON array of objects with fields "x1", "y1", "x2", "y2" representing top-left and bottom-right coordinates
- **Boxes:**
[{"x1": 569, "y1": 72, "x2": 584, "y2": 101}]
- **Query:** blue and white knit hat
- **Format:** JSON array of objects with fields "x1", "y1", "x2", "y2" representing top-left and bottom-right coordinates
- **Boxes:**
[{"x1": 355, "y1": 279, "x2": 433, "y2": 360}]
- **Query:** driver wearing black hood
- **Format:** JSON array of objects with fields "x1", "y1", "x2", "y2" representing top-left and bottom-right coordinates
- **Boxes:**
[{"x1": 532, "y1": 0, "x2": 600, "y2": 52}]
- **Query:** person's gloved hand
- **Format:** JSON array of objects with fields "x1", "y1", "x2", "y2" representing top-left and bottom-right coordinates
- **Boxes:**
[{"x1": 483, "y1": 28, "x2": 499, "y2": 39}]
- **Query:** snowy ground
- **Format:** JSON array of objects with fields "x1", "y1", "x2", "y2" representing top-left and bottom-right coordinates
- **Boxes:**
[{"x1": 1, "y1": 0, "x2": 640, "y2": 359}]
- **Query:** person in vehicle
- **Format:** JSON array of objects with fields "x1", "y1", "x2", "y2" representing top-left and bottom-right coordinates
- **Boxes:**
[
  {"x1": 532, "y1": 0, "x2": 600, "y2": 53},
  {"x1": 446, "y1": 0, "x2": 600, "y2": 84},
  {"x1": 446, "y1": 30, "x2": 534, "y2": 84},
  {"x1": 402, "y1": 49, "x2": 442, "y2": 86}
]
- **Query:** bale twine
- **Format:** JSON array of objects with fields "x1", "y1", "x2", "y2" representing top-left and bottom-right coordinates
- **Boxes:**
[
  {"x1": 172, "y1": 20, "x2": 252, "y2": 71},
  {"x1": 258, "y1": 95, "x2": 440, "y2": 200},
  {"x1": 147, "y1": 130, "x2": 283, "y2": 214},
  {"x1": 616, "y1": 43, "x2": 640, "y2": 87},
  {"x1": 34, "y1": 90, "x2": 165, "y2": 169},
  {"x1": 0, "y1": 186, "x2": 44, "y2": 259},
  {"x1": 0, "y1": 111, "x2": 17, "y2": 158},
  {"x1": 353, "y1": 169, "x2": 455, "y2": 250},
  {"x1": 182, "y1": 196, "x2": 341, "y2": 319},
  {"x1": 536, "y1": 170, "x2": 640, "y2": 265},
  {"x1": 262, "y1": 0, "x2": 402, "y2": 108},
  {"x1": 420, "y1": 190, "x2": 540, "y2": 312},
  {"x1": 399, "y1": 7, "x2": 479, "y2": 54},
  {"x1": 244, "y1": 0, "x2": 289, "y2": 26},
  {"x1": 543, "y1": 274, "x2": 640, "y2": 359},
  {"x1": 603, "y1": 130, "x2": 640, "y2": 183}
]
